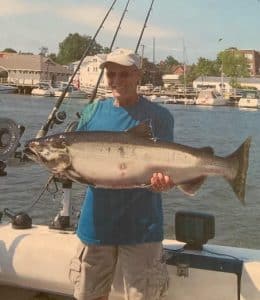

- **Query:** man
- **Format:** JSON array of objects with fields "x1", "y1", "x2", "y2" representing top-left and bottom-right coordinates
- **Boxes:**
[{"x1": 69, "y1": 48, "x2": 174, "y2": 300}]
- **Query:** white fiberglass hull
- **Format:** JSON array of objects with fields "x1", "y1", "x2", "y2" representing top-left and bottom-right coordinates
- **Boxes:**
[
  {"x1": 195, "y1": 98, "x2": 227, "y2": 106},
  {"x1": 0, "y1": 85, "x2": 17, "y2": 94},
  {"x1": 54, "y1": 91, "x2": 87, "y2": 98},
  {"x1": 31, "y1": 88, "x2": 53, "y2": 97},
  {"x1": 0, "y1": 224, "x2": 259, "y2": 300},
  {"x1": 238, "y1": 98, "x2": 260, "y2": 108}
]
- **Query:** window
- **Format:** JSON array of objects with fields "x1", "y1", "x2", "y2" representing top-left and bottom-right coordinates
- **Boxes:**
[{"x1": 244, "y1": 53, "x2": 253, "y2": 60}]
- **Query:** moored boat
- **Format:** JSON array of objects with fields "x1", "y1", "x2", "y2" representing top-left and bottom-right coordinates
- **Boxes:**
[
  {"x1": 53, "y1": 82, "x2": 87, "y2": 99},
  {"x1": 0, "y1": 84, "x2": 17, "y2": 94},
  {"x1": 195, "y1": 89, "x2": 227, "y2": 106},
  {"x1": 238, "y1": 90, "x2": 260, "y2": 109},
  {"x1": 31, "y1": 82, "x2": 55, "y2": 97}
]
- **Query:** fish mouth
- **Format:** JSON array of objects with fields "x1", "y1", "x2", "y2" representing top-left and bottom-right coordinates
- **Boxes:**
[
  {"x1": 23, "y1": 139, "x2": 46, "y2": 163},
  {"x1": 23, "y1": 146, "x2": 39, "y2": 161}
]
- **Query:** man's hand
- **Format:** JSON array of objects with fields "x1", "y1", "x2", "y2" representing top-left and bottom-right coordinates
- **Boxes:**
[{"x1": 150, "y1": 172, "x2": 175, "y2": 192}]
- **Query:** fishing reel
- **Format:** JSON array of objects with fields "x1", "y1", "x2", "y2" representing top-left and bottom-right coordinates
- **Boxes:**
[
  {"x1": 0, "y1": 118, "x2": 24, "y2": 175},
  {"x1": 50, "y1": 111, "x2": 67, "y2": 129}
]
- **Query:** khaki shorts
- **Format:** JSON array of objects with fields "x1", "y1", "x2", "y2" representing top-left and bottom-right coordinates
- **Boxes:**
[{"x1": 69, "y1": 240, "x2": 169, "y2": 300}]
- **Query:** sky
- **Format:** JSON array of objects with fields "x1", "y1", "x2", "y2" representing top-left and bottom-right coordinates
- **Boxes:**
[{"x1": 1, "y1": 0, "x2": 260, "y2": 64}]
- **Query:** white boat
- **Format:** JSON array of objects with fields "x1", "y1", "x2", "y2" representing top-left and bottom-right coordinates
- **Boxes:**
[
  {"x1": 0, "y1": 220, "x2": 259, "y2": 300},
  {"x1": 195, "y1": 89, "x2": 227, "y2": 106},
  {"x1": 0, "y1": 84, "x2": 17, "y2": 94},
  {"x1": 53, "y1": 82, "x2": 87, "y2": 99},
  {"x1": 149, "y1": 94, "x2": 165, "y2": 104},
  {"x1": 31, "y1": 82, "x2": 55, "y2": 97},
  {"x1": 238, "y1": 90, "x2": 260, "y2": 108},
  {"x1": 176, "y1": 98, "x2": 195, "y2": 105}
]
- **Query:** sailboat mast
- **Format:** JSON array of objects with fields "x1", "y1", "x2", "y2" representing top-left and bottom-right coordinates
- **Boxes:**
[
  {"x1": 153, "y1": 37, "x2": 155, "y2": 64},
  {"x1": 182, "y1": 39, "x2": 187, "y2": 98}
]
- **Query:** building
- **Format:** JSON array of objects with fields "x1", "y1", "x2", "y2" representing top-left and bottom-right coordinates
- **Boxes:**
[
  {"x1": 239, "y1": 50, "x2": 260, "y2": 76},
  {"x1": 162, "y1": 65, "x2": 186, "y2": 88},
  {"x1": 0, "y1": 52, "x2": 71, "y2": 92},
  {"x1": 70, "y1": 54, "x2": 107, "y2": 90},
  {"x1": 193, "y1": 76, "x2": 260, "y2": 92}
]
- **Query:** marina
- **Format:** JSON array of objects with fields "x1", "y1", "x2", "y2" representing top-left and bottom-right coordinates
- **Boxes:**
[{"x1": 1, "y1": 0, "x2": 260, "y2": 299}]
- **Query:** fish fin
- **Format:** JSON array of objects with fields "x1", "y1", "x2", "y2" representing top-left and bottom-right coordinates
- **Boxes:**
[
  {"x1": 127, "y1": 120, "x2": 153, "y2": 139},
  {"x1": 178, "y1": 176, "x2": 207, "y2": 196},
  {"x1": 225, "y1": 137, "x2": 251, "y2": 205},
  {"x1": 199, "y1": 146, "x2": 214, "y2": 155}
]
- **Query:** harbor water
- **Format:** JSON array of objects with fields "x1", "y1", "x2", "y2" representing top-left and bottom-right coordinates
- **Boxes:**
[{"x1": 0, "y1": 94, "x2": 259, "y2": 249}]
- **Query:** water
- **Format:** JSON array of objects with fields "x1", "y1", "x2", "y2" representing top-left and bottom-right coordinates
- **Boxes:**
[{"x1": 0, "y1": 94, "x2": 259, "y2": 250}]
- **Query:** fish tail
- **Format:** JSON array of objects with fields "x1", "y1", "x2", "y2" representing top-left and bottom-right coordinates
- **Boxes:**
[{"x1": 226, "y1": 137, "x2": 251, "y2": 204}]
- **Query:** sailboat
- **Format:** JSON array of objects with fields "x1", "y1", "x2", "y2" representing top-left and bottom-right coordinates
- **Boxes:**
[{"x1": 176, "y1": 40, "x2": 195, "y2": 105}]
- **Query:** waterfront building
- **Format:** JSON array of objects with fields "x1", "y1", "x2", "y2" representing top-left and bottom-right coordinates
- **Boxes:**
[
  {"x1": 162, "y1": 65, "x2": 187, "y2": 88},
  {"x1": 0, "y1": 52, "x2": 71, "y2": 91},
  {"x1": 193, "y1": 76, "x2": 260, "y2": 92},
  {"x1": 239, "y1": 50, "x2": 260, "y2": 76},
  {"x1": 70, "y1": 54, "x2": 107, "y2": 90}
]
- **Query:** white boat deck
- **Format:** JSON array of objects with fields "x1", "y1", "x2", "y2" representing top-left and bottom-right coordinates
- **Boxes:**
[{"x1": 0, "y1": 224, "x2": 259, "y2": 299}]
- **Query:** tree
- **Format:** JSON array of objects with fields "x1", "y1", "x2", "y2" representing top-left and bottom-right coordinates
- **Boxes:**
[
  {"x1": 218, "y1": 48, "x2": 250, "y2": 87},
  {"x1": 159, "y1": 55, "x2": 180, "y2": 74},
  {"x1": 39, "y1": 46, "x2": 48, "y2": 56},
  {"x1": 179, "y1": 64, "x2": 198, "y2": 85},
  {"x1": 48, "y1": 53, "x2": 57, "y2": 62},
  {"x1": 195, "y1": 57, "x2": 219, "y2": 78},
  {"x1": 3, "y1": 48, "x2": 17, "y2": 53},
  {"x1": 140, "y1": 58, "x2": 162, "y2": 86},
  {"x1": 56, "y1": 33, "x2": 106, "y2": 65}
]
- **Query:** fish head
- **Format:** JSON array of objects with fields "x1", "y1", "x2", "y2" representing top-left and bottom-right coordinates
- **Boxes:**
[{"x1": 24, "y1": 134, "x2": 71, "y2": 173}]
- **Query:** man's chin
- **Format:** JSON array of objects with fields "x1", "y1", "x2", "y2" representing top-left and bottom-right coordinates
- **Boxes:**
[{"x1": 111, "y1": 90, "x2": 123, "y2": 99}]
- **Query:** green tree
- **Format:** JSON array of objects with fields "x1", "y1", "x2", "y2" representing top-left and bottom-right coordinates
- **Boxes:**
[
  {"x1": 179, "y1": 64, "x2": 198, "y2": 85},
  {"x1": 56, "y1": 33, "x2": 106, "y2": 65},
  {"x1": 195, "y1": 57, "x2": 219, "y2": 78},
  {"x1": 159, "y1": 55, "x2": 179, "y2": 74},
  {"x1": 3, "y1": 48, "x2": 17, "y2": 53},
  {"x1": 218, "y1": 48, "x2": 250, "y2": 87},
  {"x1": 141, "y1": 58, "x2": 162, "y2": 86},
  {"x1": 48, "y1": 53, "x2": 57, "y2": 62}
]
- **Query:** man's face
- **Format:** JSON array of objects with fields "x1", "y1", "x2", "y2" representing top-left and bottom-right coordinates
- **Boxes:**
[{"x1": 105, "y1": 63, "x2": 140, "y2": 101}]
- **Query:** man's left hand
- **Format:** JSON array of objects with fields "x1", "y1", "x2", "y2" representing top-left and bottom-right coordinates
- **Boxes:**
[{"x1": 150, "y1": 173, "x2": 175, "y2": 192}]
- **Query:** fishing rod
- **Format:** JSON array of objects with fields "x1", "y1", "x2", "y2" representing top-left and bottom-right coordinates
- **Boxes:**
[
  {"x1": 35, "y1": 0, "x2": 118, "y2": 138},
  {"x1": 135, "y1": 0, "x2": 155, "y2": 54},
  {"x1": 90, "y1": 0, "x2": 131, "y2": 102},
  {"x1": 90, "y1": 0, "x2": 155, "y2": 101}
]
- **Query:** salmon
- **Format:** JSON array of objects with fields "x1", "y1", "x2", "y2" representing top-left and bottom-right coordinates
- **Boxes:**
[{"x1": 24, "y1": 122, "x2": 251, "y2": 204}]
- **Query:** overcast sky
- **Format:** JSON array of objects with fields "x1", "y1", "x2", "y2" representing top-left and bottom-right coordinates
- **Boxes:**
[{"x1": 1, "y1": 0, "x2": 260, "y2": 63}]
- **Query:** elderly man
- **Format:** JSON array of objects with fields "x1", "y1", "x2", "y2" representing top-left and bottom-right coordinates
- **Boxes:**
[{"x1": 69, "y1": 48, "x2": 174, "y2": 300}]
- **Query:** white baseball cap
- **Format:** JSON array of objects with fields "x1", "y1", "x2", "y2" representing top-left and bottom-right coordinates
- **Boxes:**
[{"x1": 100, "y1": 48, "x2": 141, "y2": 69}]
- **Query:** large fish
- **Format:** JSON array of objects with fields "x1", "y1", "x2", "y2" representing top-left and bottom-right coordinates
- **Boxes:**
[{"x1": 24, "y1": 123, "x2": 251, "y2": 204}]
